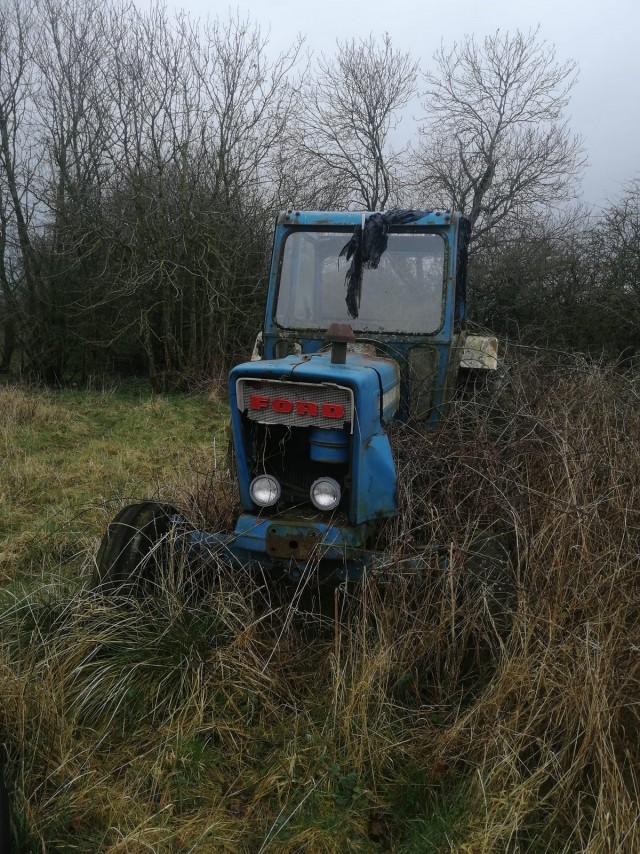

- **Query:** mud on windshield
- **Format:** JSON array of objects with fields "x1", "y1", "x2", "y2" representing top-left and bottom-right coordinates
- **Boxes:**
[{"x1": 275, "y1": 230, "x2": 447, "y2": 335}]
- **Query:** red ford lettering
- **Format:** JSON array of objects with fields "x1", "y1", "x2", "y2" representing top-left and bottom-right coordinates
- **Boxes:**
[
  {"x1": 249, "y1": 394, "x2": 269, "y2": 410},
  {"x1": 249, "y1": 396, "x2": 345, "y2": 420},
  {"x1": 272, "y1": 397, "x2": 293, "y2": 413},
  {"x1": 296, "y1": 401, "x2": 318, "y2": 416}
]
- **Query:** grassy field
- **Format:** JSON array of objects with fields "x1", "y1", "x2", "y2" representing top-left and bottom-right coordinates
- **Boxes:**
[
  {"x1": 0, "y1": 382, "x2": 228, "y2": 582},
  {"x1": 0, "y1": 357, "x2": 638, "y2": 852}
]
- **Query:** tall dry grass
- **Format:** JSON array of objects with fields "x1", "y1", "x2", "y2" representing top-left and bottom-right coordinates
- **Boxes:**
[
  {"x1": 0, "y1": 385, "x2": 61, "y2": 429},
  {"x1": 0, "y1": 351, "x2": 638, "y2": 851},
  {"x1": 384, "y1": 349, "x2": 640, "y2": 850}
]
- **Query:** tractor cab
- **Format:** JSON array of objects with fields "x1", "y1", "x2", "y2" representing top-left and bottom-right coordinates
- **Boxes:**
[{"x1": 259, "y1": 209, "x2": 472, "y2": 424}]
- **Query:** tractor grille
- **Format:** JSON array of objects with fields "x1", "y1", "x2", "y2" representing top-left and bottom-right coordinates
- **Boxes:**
[
  {"x1": 236, "y1": 379, "x2": 353, "y2": 430},
  {"x1": 249, "y1": 420, "x2": 349, "y2": 508}
]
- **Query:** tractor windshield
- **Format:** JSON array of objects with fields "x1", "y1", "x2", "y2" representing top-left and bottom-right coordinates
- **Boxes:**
[{"x1": 275, "y1": 230, "x2": 447, "y2": 334}]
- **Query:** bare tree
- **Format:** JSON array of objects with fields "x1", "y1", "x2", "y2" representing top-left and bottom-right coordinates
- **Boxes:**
[
  {"x1": 25, "y1": 0, "x2": 122, "y2": 380},
  {"x1": 184, "y1": 15, "x2": 302, "y2": 371},
  {"x1": 88, "y1": 9, "x2": 301, "y2": 386},
  {"x1": 196, "y1": 14, "x2": 302, "y2": 203},
  {"x1": 0, "y1": 0, "x2": 39, "y2": 373},
  {"x1": 602, "y1": 178, "x2": 640, "y2": 292},
  {"x1": 594, "y1": 178, "x2": 640, "y2": 350},
  {"x1": 417, "y1": 29, "x2": 585, "y2": 242},
  {"x1": 299, "y1": 34, "x2": 417, "y2": 210},
  {"x1": 102, "y1": 4, "x2": 202, "y2": 385}
]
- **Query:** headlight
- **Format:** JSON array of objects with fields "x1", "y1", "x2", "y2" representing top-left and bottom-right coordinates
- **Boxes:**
[
  {"x1": 250, "y1": 475, "x2": 281, "y2": 507},
  {"x1": 310, "y1": 477, "x2": 341, "y2": 511}
]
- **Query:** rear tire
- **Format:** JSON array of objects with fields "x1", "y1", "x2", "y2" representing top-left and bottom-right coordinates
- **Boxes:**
[{"x1": 93, "y1": 502, "x2": 182, "y2": 594}]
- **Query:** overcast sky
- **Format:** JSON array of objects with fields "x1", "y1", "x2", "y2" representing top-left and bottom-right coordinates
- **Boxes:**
[{"x1": 162, "y1": 0, "x2": 639, "y2": 211}]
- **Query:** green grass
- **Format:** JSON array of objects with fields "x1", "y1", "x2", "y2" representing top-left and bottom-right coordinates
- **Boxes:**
[{"x1": 0, "y1": 382, "x2": 227, "y2": 582}]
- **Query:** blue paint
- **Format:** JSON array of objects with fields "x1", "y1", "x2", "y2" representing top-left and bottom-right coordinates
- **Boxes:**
[
  {"x1": 229, "y1": 350, "x2": 400, "y2": 525},
  {"x1": 186, "y1": 514, "x2": 379, "y2": 581},
  {"x1": 309, "y1": 427, "x2": 349, "y2": 463}
]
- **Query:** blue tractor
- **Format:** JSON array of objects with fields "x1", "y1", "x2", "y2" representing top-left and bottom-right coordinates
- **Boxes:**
[{"x1": 94, "y1": 210, "x2": 498, "y2": 588}]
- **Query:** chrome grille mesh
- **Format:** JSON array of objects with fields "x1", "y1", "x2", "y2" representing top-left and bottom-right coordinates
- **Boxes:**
[{"x1": 236, "y1": 379, "x2": 353, "y2": 430}]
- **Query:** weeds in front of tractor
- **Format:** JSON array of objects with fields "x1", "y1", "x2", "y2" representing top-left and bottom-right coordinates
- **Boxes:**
[{"x1": 1, "y1": 353, "x2": 639, "y2": 851}]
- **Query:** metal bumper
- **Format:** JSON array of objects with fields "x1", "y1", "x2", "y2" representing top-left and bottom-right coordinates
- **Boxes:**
[{"x1": 186, "y1": 513, "x2": 379, "y2": 581}]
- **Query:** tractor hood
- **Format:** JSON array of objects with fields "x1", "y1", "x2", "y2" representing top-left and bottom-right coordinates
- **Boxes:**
[
  {"x1": 229, "y1": 350, "x2": 400, "y2": 524},
  {"x1": 231, "y1": 349, "x2": 401, "y2": 426}
]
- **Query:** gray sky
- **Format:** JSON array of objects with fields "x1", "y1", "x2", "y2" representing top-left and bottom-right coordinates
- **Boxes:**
[{"x1": 165, "y1": 0, "x2": 639, "y2": 211}]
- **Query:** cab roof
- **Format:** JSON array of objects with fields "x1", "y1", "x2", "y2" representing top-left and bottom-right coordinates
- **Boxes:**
[{"x1": 276, "y1": 210, "x2": 460, "y2": 228}]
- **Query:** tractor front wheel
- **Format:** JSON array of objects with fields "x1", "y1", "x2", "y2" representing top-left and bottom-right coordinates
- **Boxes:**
[{"x1": 93, "y1": 501, "x2": 183, "y2": 594}]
